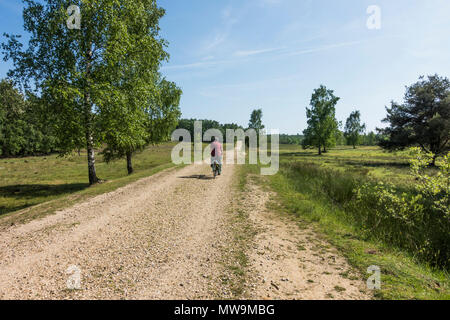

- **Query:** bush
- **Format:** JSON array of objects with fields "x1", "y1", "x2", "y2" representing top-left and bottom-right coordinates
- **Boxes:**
[
  {"x1": 355, "y1": 148, "x2": 449, "y2": 267},
  {"x1": 282, "y1": 149, "x2": 450, "y2": 269}
]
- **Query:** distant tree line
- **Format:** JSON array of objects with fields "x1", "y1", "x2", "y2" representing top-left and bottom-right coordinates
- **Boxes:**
[
  {"x1": 177, "y1": 108, "x2": 269, "y2": 145},
  {"x1": 331, "y1": 130, "x2": 383, "y2": 147},
  {"x1": 0, "y1": 79, "x2": 58, "y2": 157},
  {"x1": 175, "y1": 113, "x2": 380, "y2": 148},
  {"x1": 176, "y1": 119, "x2": 244, "y2": 143},
  {"x1": 279, "y1": 134, "x2": 303, "y2": 145},
  {"x1": 301, "y1": 74, "x2": 449, "y2": 159}
]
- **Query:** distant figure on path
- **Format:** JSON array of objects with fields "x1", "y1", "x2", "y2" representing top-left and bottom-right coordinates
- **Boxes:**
[{"x1": 210, "y1": 137, "x2": 223, "y2": 175}]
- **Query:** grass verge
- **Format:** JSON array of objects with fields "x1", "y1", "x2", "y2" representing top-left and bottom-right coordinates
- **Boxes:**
[
  {"x1": 216, "y1": 164, "x2": 257, "y2": 299},
  {"x1": 266, "y1": 166, "x2": 450, "y2": 300}
]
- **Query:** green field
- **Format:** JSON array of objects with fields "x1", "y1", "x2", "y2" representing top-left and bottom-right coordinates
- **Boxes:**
[
  {"x1": 0, "y1": 143, "x2": 178, "y2": 225},
  {"x1": 278, "y1": 145, "x2": 438, "y2": 182},
  {"x1": 245, "y1": 144, "x2": 450, "y2": 299}
]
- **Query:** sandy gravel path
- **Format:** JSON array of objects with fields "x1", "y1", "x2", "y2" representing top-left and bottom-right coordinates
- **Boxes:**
[
  {"x1": 0, "y1": 161, "x2": 235, "y2": 299},
  {"x1": 243, "y1": 181, "x2": 371, "y2": 300},
  {"x1": 0, "y1": 158, "x2": 371, "y2": 300}
]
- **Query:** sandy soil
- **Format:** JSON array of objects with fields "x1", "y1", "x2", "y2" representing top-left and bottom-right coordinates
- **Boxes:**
[
  {"x1": 0, "y1": 162, "x2": 236, "y2": 299},
  {"x1": 0, "y1": 159, "x2": 371, "y2": 300},
  {"x1": 243, "y1": 182, "x2": 371, "y2": 300}
]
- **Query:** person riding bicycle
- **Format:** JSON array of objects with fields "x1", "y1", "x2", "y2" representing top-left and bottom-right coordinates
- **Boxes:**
[{"x1": 210, "y1": 137, "x2": 223, "y2": 175}]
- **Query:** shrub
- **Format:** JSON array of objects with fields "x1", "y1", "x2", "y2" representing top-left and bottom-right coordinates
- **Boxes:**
[
  {"x1": 282, "y1": 148, "x2": 450, "y2": 268},
  {"x1": 355, "y1": 148, "x2": 449, "y2": 267}
]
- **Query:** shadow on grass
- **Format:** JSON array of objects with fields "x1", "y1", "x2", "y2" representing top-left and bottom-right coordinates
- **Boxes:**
[
  {"x1": 281, "y1": 152, "x2": 321, "y2": 158},
  {"x1": 343, "y1": 160, "x2": 409, "y2": 168},
  {"x1": 0, "y1": 183, "x2": 89, "y2": 216},
  {"x1": 281, "y1": 152, "x2": 410, "y2": 168},
  {"x1": 0, "y1": 204, "x2": 31, "y2": 216},
  {"x1": 178, "y1": 175, "x2": 215, "y2": 180}
]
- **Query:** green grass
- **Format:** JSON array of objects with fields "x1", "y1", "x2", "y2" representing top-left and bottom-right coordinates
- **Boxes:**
[
  {"x1": 268, "y1": 170, "x2": 450, "y2": 299},
  {"x1": 217, "y1": 164, "x2": 257, "y2": 299},
  {"x1": 0, "y1": 143, "x2": 179, "y2": 225},
  {"x1": 241, "y1": 144, "x2": 450, "y2": 299},
  {"x1": 278, "y1": 145, "x2": 440, "y2": 185},
  {"x1": 277, "y1": 145, "x2": 449, "y2": 268}
]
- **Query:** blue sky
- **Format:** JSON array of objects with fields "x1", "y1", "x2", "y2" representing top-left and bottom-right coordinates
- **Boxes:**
[{"x1": 1, "y1": 0, "x2": 449, "y2": 134}]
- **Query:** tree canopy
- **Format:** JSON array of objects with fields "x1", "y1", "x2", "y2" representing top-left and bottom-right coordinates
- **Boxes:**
[
  {"x1": 378, "y1": 74, "x2": 450, "y2": 164},
  {"x1": 99, "y1": 76, "x2": 181, "y2": 174},
  {"x1": 2, "y1": 0, "x2": 172, "y2": 183},
  {"x1": 0, "y1": 79, "x2": 58, "y2": 157},
  {"x1": 302, "y1": 85, "x2": 340, "y2": 155},
  {"x1": 344, "y1": 110, "x2": 366, "y2": 148},
  {"x1": 248, "y1": 109, "x2": 265, "y2": 133}
]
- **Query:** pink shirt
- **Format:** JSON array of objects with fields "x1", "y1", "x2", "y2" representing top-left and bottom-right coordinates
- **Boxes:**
[{"x1": 211, "y1": 141, "x2": 223, "y2": 157}]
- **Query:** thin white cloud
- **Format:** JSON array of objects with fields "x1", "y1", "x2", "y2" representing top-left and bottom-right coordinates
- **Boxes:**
[
  {"x1": 202, "y1": 5, "x2": 239, "y2": 53},
  {"x1": 204, "y1": 33, "x2": 229, "y2": 51},
  {"x1": 205, "y1": 73, "x2": 304, "y2": 90},
  {"x1": 222, "y1": 5, "x2": 232, "y2": 19},
  {"x1": 163, "y1": 40, "x2": 366, "y2": 71},
  {"x1": 284, "y1": 40, "x2": 366, "y2": 57},
  {"x1": 234, "y1": 47, "x2": 284, "y2": 57},
  {"x1": 199, "y1": 1, "x2": 285, "y2": 56},
  {"x1": 162, "y1": 59, "x2": 232, "y2": 71}
]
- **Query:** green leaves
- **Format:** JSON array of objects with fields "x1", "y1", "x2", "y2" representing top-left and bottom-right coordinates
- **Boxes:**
[
  {"x1": 302, "y1": 85, "x2": 340, "y2": 154},
  {"x1": 409, "y1": 147, "x2": 450, "y2": 219},
  {"x1": 379, "y1": 74, "x2": 450, "y2": 161},
  {"x1": 344, "y1": 110, "x2": 366, "y2": 148},
  {"x1": 95, "y1": 0, "x2": 176, "y2": 167},
  {"x1": 355, "y1": 147, "x2": 450, "y2": 267},
  {"x1": 2, "y1": 0, "x2": 179, "y2": 178},
  {"x1": 248, "y1": 109, "x2": 265, "y2": 133},
  {"x1": 0, "y1": 79, "x2": 58, "y2": 156}
]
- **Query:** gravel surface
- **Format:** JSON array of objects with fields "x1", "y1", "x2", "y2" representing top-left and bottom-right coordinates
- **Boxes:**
[
  {"x1": 0, "y1": 162, "x2": 236, "y2": 299},
  {"x1": 243, "y1": 182, "x2": 371, "y2": 300},
  {"x1": 1, "y1": 157, "x2": 371, "y2": 300}
]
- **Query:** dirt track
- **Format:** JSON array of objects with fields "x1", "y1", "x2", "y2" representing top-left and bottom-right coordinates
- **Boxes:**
[
  {"x1": 242, "y1": 182, "x2": 370, "y2": 300},
  {"x1": 0, "y1": 159, "x2": 370, "y2": 300},
  {"x1": 0, "y1": 162, "x2": 236, "y2": 299}
]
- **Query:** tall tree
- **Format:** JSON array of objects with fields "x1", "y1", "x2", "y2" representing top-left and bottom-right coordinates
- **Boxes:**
[
  {"x1": 302, "y1": 85, "x2": 340, "y2": 155},
  {"x1": 248, "y1": 109, "x2": 265, "y2": 133},
  {"x1": 95, "y1": 2, "x2": 176, "y2": 175},
  {"x1": 146, "y1": 79, "x2": 182, "y2": 144},
  {"x1": 101, "y1": 77, "x2": 181, "y2": 175},
  {"x1": 344, "y1": 110, "x2": 366, "y2": 148},
  {"x1": 2, "y1": 0, "x2": 167, "y2": 184},
  {"x1": 378, "y1": 75, "x2": 450, "y2": 165},
  {"x1": 102, "y1": 79, "x2": 181, "y2": 174},
  {"x1": 248, "y1": 108, "x2": 265, "y2": 147}
]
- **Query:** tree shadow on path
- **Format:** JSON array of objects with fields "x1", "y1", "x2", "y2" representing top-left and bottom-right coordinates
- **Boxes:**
[{"x1": 178, "y1": 175, "x2": 215, "y2": 180}]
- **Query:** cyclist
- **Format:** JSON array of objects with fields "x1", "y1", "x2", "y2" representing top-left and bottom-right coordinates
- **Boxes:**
[{"x1": 210, "y1": 137, "x2": 223, "y2": 176}]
